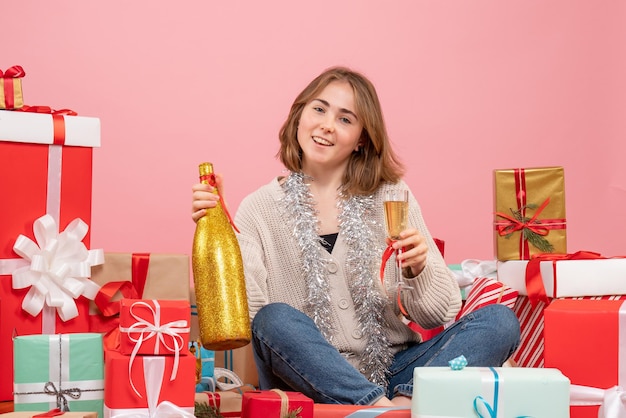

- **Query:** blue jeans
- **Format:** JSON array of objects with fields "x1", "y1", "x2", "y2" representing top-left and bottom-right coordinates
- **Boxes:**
[{"x1": 251, "y1": 302, "x2": 520, "y2": 405}]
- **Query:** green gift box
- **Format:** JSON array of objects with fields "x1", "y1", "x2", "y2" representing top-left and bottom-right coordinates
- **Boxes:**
[{"x1": 13, "y1": 333, "x2": 104, "y2": 418}]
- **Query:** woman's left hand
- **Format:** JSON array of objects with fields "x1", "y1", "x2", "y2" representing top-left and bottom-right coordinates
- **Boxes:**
[{"x1": 386, "y1": 228, "x2": 428, "y2": 277}]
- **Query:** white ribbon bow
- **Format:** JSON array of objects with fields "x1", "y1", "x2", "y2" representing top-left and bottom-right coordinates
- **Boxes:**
[
  {"x1": 120, "y1": 300, "x2": 189, "y2": 397},
  {"x1": 11, "y1": 214, "x2": 104, "y2": 321},
  {"x1": 571, "y1": 384, "x2": 626, "y2": 418}
]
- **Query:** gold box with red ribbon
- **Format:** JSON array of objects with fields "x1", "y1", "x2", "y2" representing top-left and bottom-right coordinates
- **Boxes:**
[
  {"x1": 0, "y1": 65, "x2": 25, "y2": 109},
  {"x1": 119, "y1": 299, "x2": 190, "y2": 356},
  {"x1": 88, "y1": 253, "x2": 190, "y2": 334},
  {"x1": 493, "y1": 166, "x2": 567, "y2": 260},
  {"x1": 0, "y1": 108, "x2": 101, "y2": 401}
]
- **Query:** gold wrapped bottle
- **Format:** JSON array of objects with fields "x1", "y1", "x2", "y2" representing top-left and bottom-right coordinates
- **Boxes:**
[{"x1": 192, "y1": 162, "x2": 251, "y2": 350}]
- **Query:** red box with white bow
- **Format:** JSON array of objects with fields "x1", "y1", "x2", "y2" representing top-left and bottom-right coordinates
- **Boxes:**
[
  {"x1": 0, "y1": 109, "x2": 101, "y2": 401},
  {"x1": 119, "y1": 299, "x2": 191, "y2": 356}
]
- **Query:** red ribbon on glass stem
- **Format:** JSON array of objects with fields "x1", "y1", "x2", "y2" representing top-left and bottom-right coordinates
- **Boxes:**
[
  {"x1": 380, "y1": 242, "x2": 410, "y2": 316},
  {"x1": 201, "y1": 172, "x2": 240, "y2": 233},
  {"x1": 1, "y1": 65, "x2": 25, "y2": 109}
]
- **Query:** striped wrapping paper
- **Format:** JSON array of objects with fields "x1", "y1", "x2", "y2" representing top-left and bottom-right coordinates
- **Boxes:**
[
  {"x1": 458, "y1": 277, "x2": 518, "y2": 317},
  {"x1": 511, "y1": 294, "x2": 626, "y2": 368}
]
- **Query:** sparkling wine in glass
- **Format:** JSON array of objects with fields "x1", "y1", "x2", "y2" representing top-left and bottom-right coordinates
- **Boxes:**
[{"x1": 384, "y1": 190, "x2": 412, "y2": 290}]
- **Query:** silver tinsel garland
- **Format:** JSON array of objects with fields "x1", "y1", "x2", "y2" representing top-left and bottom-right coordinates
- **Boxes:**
[{"x1": 280, "y1": 172, "x2": 393, "y2": 387}]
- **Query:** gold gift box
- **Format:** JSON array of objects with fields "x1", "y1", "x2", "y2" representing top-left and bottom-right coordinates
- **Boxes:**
[{"x1": 493, "y1": 167, "x2": 566, "y2": 260}]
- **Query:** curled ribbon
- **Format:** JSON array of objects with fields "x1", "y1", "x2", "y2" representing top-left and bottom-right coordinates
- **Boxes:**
[
  {"x1": 10, "y1": 214, "x2": 104, "y2": 321},
  {"x1": 122, "y1": 300, "x2": 189, "y2": 398},
  {"x1": 43, "y1": 381, "x2": 82, "y2": 412}
]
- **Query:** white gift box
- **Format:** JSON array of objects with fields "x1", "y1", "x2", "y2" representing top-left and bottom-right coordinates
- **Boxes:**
[
  {"x1": 0, "y1": 109, "x2": 100, "y2": 147},
  {"x1": 497, "y1": 258, "x2": 626, "y2": 298},
  {"x1": 412, "y1": 366, "x2": 570, "y2": 418}
]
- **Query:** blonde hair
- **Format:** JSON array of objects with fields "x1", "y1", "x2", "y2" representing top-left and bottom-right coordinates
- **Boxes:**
[{"x1": 277, "y1": 66, "x2": 404, "y2": 195}]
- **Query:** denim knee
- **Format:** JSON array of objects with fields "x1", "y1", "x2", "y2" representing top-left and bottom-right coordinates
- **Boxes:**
[{"x1": 476, "y1": 304, "x2": 521, "y2": 350}]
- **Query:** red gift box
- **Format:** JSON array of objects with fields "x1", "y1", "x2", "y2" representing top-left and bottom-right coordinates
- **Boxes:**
[
  {"x1": 544, "y1": 299, "x2": 626, "y2": 418},
  {"x1": 103, "y1": 348, "x2": 195, "y2": 416},
  {"x1": 0, "y1": 112, "x2": 101, "y2": 401},
  {"x1": 314, "y1": 404, "x2": 410, "y2": 417},
  {"x1": 242, "y1": 390, "x2": 313, "y2": 418},
  {"x1": 119, "y1": 299, "x2": 190, "y2": 356},
  {"x1": 511, "y1": 294, "x2": 626, "y2": 368},
  {"x1": 458, "y1": 277, "x2": 518, "y2": 317}
]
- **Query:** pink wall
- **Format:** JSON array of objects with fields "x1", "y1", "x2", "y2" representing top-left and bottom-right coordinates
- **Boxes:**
[{"x1": 4, "y1": 1, "x2": 625, "y2": 263}]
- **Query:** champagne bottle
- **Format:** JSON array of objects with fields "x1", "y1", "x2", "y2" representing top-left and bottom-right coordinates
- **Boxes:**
[{"x1": 192, "y1": 162, "x2": 251, "y2": 350}]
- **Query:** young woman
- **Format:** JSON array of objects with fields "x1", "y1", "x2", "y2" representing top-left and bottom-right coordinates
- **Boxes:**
[{"x1": 191, "y1": 66, "x2": 520, "y2": 406}]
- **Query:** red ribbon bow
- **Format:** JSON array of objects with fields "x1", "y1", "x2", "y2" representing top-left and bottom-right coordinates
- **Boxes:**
[
  {"x1": 495, "y1": 197, "x2": 551, "y2": 237},
  {"x1": 1, "y1": 65, "x2": 26, "y2": 109},
  {"x1": 525, "y1": 250, "x2": 606, "y2": 306}
]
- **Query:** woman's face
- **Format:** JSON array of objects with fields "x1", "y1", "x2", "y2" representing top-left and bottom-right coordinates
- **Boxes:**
[{"x1": 297, "y1": 80, "x2": 364, "y2": 173}]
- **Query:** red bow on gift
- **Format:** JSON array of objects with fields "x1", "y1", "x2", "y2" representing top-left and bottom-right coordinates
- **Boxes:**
[{"x1": 1, "y1": 65, "x2": 26, "y2": 109}]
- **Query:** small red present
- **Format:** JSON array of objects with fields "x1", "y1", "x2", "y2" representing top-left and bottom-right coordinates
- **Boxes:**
[
  {"x1": 103, "y1": 348, "x2": 195, "y2": 416},
  {"x1": 313, "y1": 404, "x2": 410, "y2": 417},
  {"x1": 195, "y1": 391, "x2": 242, "y2": 417},
  {"x1": 242, "y1": 390, "x2": 313, "y2": 418},
  {"x1": 119, "y1": 299, "x2": 190, "y2": 356},
  {"x1": 544, "y1": 299, "x2": 626, "y2": 418},
  {"x1": 0, "y1": 65, "x2": 25, "y2": 109}
]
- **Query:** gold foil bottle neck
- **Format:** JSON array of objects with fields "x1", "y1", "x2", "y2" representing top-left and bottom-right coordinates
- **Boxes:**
[{"x1": 198, "y1": 162, "x2": 215, "y2": 188}]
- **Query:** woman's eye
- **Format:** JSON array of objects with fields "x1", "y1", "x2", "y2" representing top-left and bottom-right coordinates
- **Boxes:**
[
  {"x1": 313, "y1": 106, "x2": 324, "y2": 113},
  {"x1": 340, "y1": 117, "x2": 352, "y2": 124}
]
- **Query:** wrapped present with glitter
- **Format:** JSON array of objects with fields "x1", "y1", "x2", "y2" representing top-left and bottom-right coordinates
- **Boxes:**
[
  {"x1": 493, "y1": 167, "x2": 567, "y2": 260},
  {"x1": 544, "y1": 299, "x2": 626, "y2": 418},
  {"x1": 13, "y1": 334, "x2": 104, "y2": 418},
  {"x1": 0, "y1": 65, "x2": 25, "y2": 109},
  {"x1": 241, "y1": 390, "x2": 314, "y2": 418},
  {"x1": 119, "y1": 299, "x2": 190, "y2": 357},
  {"x1": 412, "y1": 361, "x2": 570, "y2": 417},
  {"x1": 88, "y1": 253, "x2": 190, "y2": 334},
  {"x1": 103, "y1": 347, "x2": 195, "y2": 417}
]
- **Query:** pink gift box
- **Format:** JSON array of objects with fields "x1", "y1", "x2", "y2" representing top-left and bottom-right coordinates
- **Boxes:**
[{"x1": 119, "y1": 299, "x2": 190, "y2": 356}]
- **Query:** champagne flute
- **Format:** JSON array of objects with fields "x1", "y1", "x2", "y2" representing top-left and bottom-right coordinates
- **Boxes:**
[{"x1": 383, "y1": 189, "x2": 413, "y2": 290}]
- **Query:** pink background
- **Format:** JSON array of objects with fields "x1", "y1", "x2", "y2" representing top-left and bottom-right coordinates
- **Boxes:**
[{"x1": 4, "y1": 1, "x2": 625, "y2": 263}]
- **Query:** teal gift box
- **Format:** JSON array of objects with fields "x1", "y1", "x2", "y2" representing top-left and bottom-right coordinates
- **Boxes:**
[
  {"x1": 412, "y1": 366, "x2": 570, "y2": 417},
  {"x1": 13, "y1": 333, "x2": 104, "y2": 418}
]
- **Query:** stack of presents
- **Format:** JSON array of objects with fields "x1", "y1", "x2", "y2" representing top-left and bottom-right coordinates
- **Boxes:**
[{"x1": 1, "y1": 65, "x2": 625, "y2": 417}]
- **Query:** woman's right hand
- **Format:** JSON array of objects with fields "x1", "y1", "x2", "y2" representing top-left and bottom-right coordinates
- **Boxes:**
[{"x1": 191, "y1": 173, "x2": 223, "y2": 223}]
